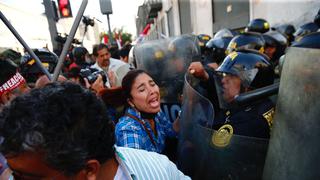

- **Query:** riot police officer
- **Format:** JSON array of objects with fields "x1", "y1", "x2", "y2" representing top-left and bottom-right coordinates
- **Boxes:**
[
  {"x1": 196, "y1": 34, "x2": 212, "y2": 61},
  {"x1": 294, "y1": 22, "x2": 319, "y2": 42},
  {"x1": 212, "y1": 50, "x2": 275, "y2": 138},
  {"x1": 204, "y1": 29, "x2": 235, "y2": 66},
  {"x1": 274, "y1": 24, "x2": 296, "y2": 45},
  {"x1": 291, "y1": 31, "x2": 320, "y2": 49},
  {"x1": 226, "y1": 31, "x2": 266, "y2": 54},
  {"x1": 188, "y1": 29, "x2": 235, "y2": 78},
  {"x1": 262, "y1": 30, "x2": 288, "y2": 66},
  {"x1": 189, "y1": 31, "x2": 269, "y2": 113}
]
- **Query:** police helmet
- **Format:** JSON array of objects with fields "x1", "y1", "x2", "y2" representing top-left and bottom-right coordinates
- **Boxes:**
[
  {"x1": 245, "y1": 18, "x2": 270, "y2": 34},
  {"x1": 226, "y1": 32, "x2": 265, "y2": 54},
  {"x1": 197, "y1": 34, "x2": 212, "y2": 55},
  {"x1": 294, "y1": 22, "x2": 319, "y2": 42},
  {"x1": 263, "y1": 30, "x2": 288, "y2": 63},
  {"x1": 274, "y1": 24, "x2": 296, "y2": 44},
  {"x1": 213, "y1": 28, "x2": 236, "y2": 39},
  {"x1": 206, "y1": 36, "x2": 233, "y2": 64},
  {"x1": 217, "y1": 50, "x2": 274, "y2": 89},
  {"x1": 214, "y1": 50, "x2": 274, "y2": 108},
  {"x1": 201, "y1": 29, "x2": 235, "y2": 64},
  {"x1": 20, "y1": 49, "x2": 58, "y2": 83},
  {"x1": 291, "y1": 32, "x2": 320, "y2": 49}
]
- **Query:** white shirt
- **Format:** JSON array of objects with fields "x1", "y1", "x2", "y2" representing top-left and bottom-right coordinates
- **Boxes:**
[
  {"x1": 114, "y1": 146, "x2": 191, "y2": 180},
  {"x1": 91, "y1": 58, "x2": 130, "y2": 87},
  {"x1": 114, "y1": 165, "x2": 129, "y2": 180}
]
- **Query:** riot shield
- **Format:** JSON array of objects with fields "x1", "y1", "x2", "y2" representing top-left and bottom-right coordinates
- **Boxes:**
[
  {"x1": 263, "y1": 47, "x2": 320, "y2": 180},
  {"x1": 134, "y1": 35, "x2": 200, "y2": 104},
  {"x1": 112, "y1": 63, "x2": 131, "y2": 87},
  {"x1": 178, "y1": 74, "x2": 269, "y2": 180}
]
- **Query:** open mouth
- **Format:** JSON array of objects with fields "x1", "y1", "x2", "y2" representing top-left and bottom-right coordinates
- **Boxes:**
[{"x1": 149, "y1": 97, "x2": 160, "y2": 108}]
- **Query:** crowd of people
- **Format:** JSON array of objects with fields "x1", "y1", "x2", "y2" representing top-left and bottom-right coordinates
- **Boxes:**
[
  {"x1": 0, "y1": 8, "x2": 319, "y2": 179},
  {"x1": 0, "y1": 41, "x2": 190, "y2": 179}
]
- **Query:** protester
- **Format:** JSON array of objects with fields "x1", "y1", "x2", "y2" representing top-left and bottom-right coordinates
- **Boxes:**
[
  {"x1": 0, "y1": 58, "x2": 31, "y2": 179},
  {"x1": 115, "y1": 69, "x2": 179, "y2": 153},
  {"x1": 119, "y1": 44, "x2": 132, "y2": 63},
  {"x1": 69, "y1": 46, "x2": 92, "y2": 71},
  {"x1": 35, "y1": 74, "x2": 67, "y2": 88},
  {"x1": 0, "y1": 58, "x2": 30, "y2": 110},
  {"x1": 0, "y1": 82, "x2": 190, "y2": 180}
]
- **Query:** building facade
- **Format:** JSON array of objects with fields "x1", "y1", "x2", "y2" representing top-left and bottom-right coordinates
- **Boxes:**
[{"x1": 136, "y1": 0, "x2": 320, "y2": 40}]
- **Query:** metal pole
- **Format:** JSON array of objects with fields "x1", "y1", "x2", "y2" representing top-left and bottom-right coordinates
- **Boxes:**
[
  {"x1": 0, "y1": 11, "x2": 52, "y2": 80},
  {"x1": 52, "y1": 0, "x2": 88, "y2": 81},
  {"x1": 43, "y1": 0, "x2": 59, "y2": 52},
  {"x1": 107, "y1": 13, "x2": 113, "y2": 45}
]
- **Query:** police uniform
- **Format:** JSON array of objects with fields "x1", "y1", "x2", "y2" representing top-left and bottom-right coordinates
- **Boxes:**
[
  {"x1": 209, "y1": 50, "x2": 276, "y2": 139},
  {"x1": 213, "y1": 98, "x2": 274, "y2": 139}
]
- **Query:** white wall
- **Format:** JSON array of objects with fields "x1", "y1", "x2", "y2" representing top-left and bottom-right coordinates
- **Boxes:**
[
  {"x1": 0, "y1": 3, "x2": 52, "y2": 53},
  {"x1": 190, "y1": 0, "x2": 213, "y2": 36},
  {"x1": 250, "y1": 0, "x2": 320, "y2": 28}
]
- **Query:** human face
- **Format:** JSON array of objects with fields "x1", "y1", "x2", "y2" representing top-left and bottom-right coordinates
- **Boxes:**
[
  {"x1": 6, "y1": 152, "x2": 84, "y2": 180},
  {"x1": 221, "y1": 74, "x2": 241, "y2": 103},
  {"x1": 1, "y1": 82, "x2": 30, "y2": 105},
  {"x1": 264, "y1": 46, "x2": 276, "y2": 59},
  {"x1": 14, "y1": 82, "x2": 31, "y2": 95},
  {"x1": 129, "y1": 73, "x2": 161, "y2": 113},
  {"x1": 97, "y1": 48, "x2": 111, "y2": 68}
]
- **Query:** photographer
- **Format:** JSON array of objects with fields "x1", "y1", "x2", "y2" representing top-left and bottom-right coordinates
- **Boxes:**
[
  {"x1": 69, "y1": 47, "x2": 92, "y2": 71},
  {"x1": 80, "y1": 68, "x2": 107, "y2": 93},
  {"x1": 91, "y1": 44, "x2": 130, "y2": 88}
]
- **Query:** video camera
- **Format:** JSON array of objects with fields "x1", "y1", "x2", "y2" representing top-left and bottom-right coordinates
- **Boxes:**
[
  {"x1": 79, "y1": 68, "x2": 107, "y2": 84},
  {"x1": 82, "y1": 16, "x2": 94, "y2": 27}
]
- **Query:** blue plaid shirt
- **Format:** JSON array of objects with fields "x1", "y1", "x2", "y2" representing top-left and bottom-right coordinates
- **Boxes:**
[{"x1": 115, "y1": 107, "x2": 177, "y2": 153}]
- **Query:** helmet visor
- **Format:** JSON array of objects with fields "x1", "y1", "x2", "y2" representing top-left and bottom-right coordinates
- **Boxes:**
[{"x1": 214, "y1": 69, "x2": 258, "y2": 109}]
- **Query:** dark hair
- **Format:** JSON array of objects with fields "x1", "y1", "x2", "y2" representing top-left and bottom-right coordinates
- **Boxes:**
[
  {"x1": 0, "y1": 82, "x2": 115, "y2": 176},
  {"x1": 92, "y1": 43, "x2": 109, "y2": 57},
  {"x1": 109, "y1": 46, "x2": 120, "y2": 59},
  {"x1": 72, "y1": 47, "x2": 88, "y2": 65},
  {"x1": 0, "y1": 58, "x2": 17, "y2": 85},
  {"x1": 119, "y1": 46, "x2": 131, "y2": 59},
  {"x1": 121, "y1": 69, "x2": 147, "y2": 100}
]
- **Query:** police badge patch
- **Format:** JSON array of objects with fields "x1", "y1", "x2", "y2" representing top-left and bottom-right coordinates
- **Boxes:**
[
  {"x1": 263, "y1": 107, "x2": 275, "y2": 128},
  {"x1": 212, "y1": 124, "x2": 234, "y2": 148}
]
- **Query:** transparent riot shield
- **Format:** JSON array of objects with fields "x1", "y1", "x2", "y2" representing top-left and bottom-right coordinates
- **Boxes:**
[
  {"x1": 263, "y1": 47, "x2": 320, "y2": 180},
  {"x1": 178, "y1": 74, "x2": 269, "y2": 180},
  {"x1": 113, "y1": 63, "x2": 131, "y2": 87},
  {"x1": 134, "y1": 35, "x2": 200, "y2": 104}
]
